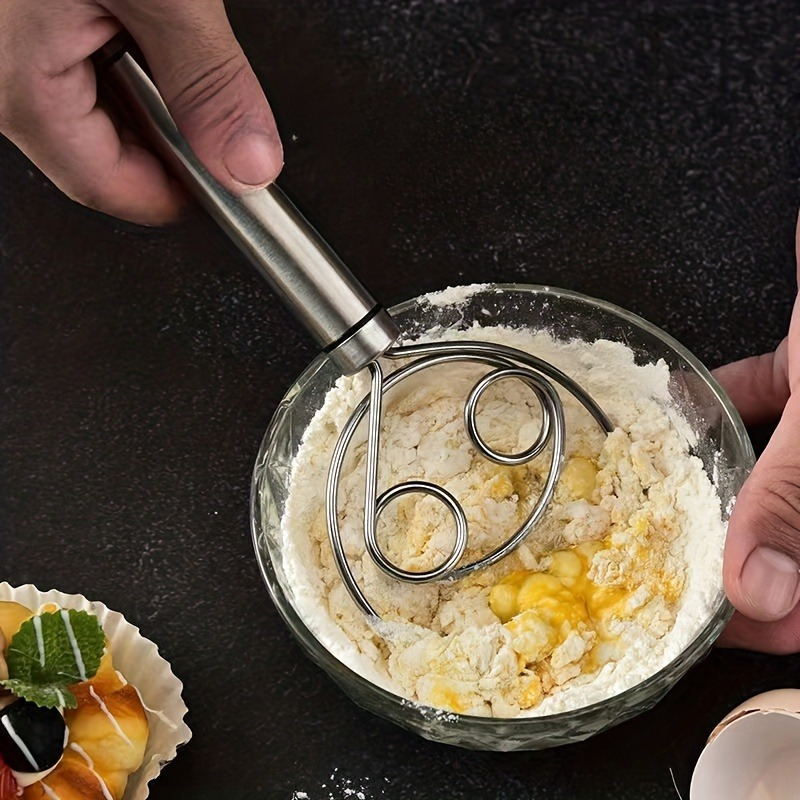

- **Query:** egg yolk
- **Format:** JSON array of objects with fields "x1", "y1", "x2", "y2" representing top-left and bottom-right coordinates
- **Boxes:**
[{"x1": 489, "y1": 540, "x2": 630, "y2": 666}]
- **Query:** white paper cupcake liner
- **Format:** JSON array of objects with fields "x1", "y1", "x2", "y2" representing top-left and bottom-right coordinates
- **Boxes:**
[{"x1": 0, "y1": 583, "x2": 192, "y2": 800}]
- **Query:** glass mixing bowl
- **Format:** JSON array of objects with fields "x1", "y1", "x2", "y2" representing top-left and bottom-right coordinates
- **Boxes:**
[{"x1": 250, "y1": 284, "x2": 754, "y2": 751}]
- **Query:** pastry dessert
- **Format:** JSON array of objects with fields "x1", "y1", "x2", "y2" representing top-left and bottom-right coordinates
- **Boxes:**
[{"x1": 0, "y1": 601, "x2": 148, "y2": 800}]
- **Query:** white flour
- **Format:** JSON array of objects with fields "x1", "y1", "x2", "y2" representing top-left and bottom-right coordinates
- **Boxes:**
[{"x1": 280, "y1": 317, "x2": 725, "y2": 717}]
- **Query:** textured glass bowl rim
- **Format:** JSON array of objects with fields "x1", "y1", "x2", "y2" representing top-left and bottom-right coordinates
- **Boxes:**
[{"x1": 250, "y1": 282, "x2": 754, "y2": 728}]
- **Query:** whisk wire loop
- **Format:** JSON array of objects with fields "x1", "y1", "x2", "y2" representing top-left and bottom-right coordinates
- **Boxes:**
[
  {"x1": 465, "y1": 368, "x2": 552, "y2": 466},
  {"x1": 367, "y1": 480, "x2": 469, "y2": 583}
]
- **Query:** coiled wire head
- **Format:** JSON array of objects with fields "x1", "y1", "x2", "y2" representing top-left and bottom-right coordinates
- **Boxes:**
[{"x1": 325, "y1": 340, "x2": 613, "y2": 619}]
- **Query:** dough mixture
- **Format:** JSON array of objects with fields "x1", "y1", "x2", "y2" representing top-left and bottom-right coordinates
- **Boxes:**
[{"x1": 281, "y1": 323, "x2": 725, "y2": 717}]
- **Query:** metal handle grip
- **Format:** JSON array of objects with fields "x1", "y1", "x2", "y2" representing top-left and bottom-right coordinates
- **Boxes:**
[{"x1": 94, "y1": 38, "x2": 398, "y2": 374}]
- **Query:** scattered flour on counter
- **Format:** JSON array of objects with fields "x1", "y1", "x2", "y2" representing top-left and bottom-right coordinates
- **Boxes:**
[
  {"x1": 291, "y1": 769, "x2": 390, "y2": 800},
  {"x1": 280, "y1": 324, "x2": 725, "y2": 717}
]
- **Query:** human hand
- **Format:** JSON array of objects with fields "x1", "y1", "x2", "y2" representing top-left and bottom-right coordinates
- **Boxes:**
[
  {"x1": 714, "y1": 214, "x2": 800, "y2": 653},
  {"x1": 0, "y1": 0, "x2": 282, "y2": 225}
]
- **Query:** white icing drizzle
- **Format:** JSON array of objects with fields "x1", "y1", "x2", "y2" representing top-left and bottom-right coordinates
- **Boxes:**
[
  {"x1": 133, "y1": 686, "x2": 178, "y2": 730},
  {"x1": 32, "y1": 615, "x2": 46, "y2": 667},
  {"x1": 69, "y1": 743, "x2": 114, "y2": 800},
  {"x1": 54, "y1": 688, "x2": 66, "y2": 709},
  {"x1": 116, "y1": 669, "x2": 177, "y2": 730},
  {"x1": 89, "y1": 686, "x2": 133, "y2": 747},
  {"x1": 68, "y1": 742, "x2": 93, "y2": 769},
  {"x1": 40, "y1": 783, "x2": 63, "y2": 800},
  {"x1": 1, "y1": 715, "x2": 40, "y2": 771},
  {"x1": 60, "y1": 610, "x2": 86, "y2": 681}
]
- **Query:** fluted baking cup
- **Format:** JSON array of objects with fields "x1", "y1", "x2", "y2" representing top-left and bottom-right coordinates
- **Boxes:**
[{"x1": 0, "y1": 583, "x2": 191, "y2": 800}]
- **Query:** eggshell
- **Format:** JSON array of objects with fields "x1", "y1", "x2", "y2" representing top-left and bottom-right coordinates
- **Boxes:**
[
  {"x1": 0, "y1": 583, "x2": 192, "y2": 800},
  {"x1": 690, "y1": 689, "x2": 800, "y2": 800}
]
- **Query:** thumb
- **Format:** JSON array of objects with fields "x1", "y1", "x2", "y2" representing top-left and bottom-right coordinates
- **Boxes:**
[
  {"x1": 108, "y1": 1, "x2": 283, "y2": 192},
  {"x1": 721, "y1": 383, "x2": 800, "y2": 622}
]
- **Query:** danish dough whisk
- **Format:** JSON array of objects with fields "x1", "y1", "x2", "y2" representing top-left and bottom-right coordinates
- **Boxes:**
[{"x1": 94, "y1": 38, "x2": 613, "y2": 619}]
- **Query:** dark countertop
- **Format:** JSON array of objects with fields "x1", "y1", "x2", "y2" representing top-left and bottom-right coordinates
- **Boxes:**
[{"x1": 2, "y1": 1, "x2": 799, "y2": 798}]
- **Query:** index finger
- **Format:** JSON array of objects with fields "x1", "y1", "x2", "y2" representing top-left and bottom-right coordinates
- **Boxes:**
[
  {"x1": 718, "y1": 606, "x2": 800, "y2": 655},
  {"x1": 1, "y1": 3, "x2": 186, "y2": 224}
]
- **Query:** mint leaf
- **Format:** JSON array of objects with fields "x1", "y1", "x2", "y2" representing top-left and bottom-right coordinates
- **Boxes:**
[
  {"x1": 1, "y1": 610, "x2": 105, "y2": 708},
  {"x1": 0, "y1": 679, "x2": 77, "y2": 709}
]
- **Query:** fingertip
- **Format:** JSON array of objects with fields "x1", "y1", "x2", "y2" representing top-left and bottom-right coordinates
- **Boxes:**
[
  {"x1": 727, "y1": 545, "x2": 800, "y2": 623},
  {"x1": 123, "y1": 175, "x2": 191, "y2": 226},
  {"x1": 222, "y1": 130, "x2": 283, "y2": 190},
  {"x1": 711, "y1": 351, "x2": 789, "y2": 426},
  {"x1": 64, "y1": 164, "x2": 189, "y2": 227},
  {"x1": 92, "y1": 137, "x2": 193, "y2": 225}
]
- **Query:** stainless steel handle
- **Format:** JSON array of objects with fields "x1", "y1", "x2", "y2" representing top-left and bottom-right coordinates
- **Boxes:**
[{"x1": 94, "y1": 39, "x2": 398, "y2": 374}]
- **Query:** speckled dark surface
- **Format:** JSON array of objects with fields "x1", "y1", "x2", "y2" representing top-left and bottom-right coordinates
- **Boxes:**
[{"x1": 2, "y1": 1, "x2": 800, "y2": 798}]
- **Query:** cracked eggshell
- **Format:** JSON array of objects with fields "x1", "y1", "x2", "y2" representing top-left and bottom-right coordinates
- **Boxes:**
[
  {"x1": 0, "y1": 582, "x2": 192, "y2": 800},
  {"x1": 690, "y1": 689, "x2": 800, "y2": 800}
]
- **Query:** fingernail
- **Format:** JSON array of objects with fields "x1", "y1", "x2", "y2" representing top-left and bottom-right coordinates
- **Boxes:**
[
  {"x1": 741, "y1": 546, "x2": 800, "y2": 619},
  {"x1": 223, "y1": 133, "x2": 278, "y2": 187}
]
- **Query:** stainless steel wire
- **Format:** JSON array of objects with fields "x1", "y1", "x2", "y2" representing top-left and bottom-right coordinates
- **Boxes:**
[{"x1": 325, "y1": 340, "x2": 614, "y2": 619}]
